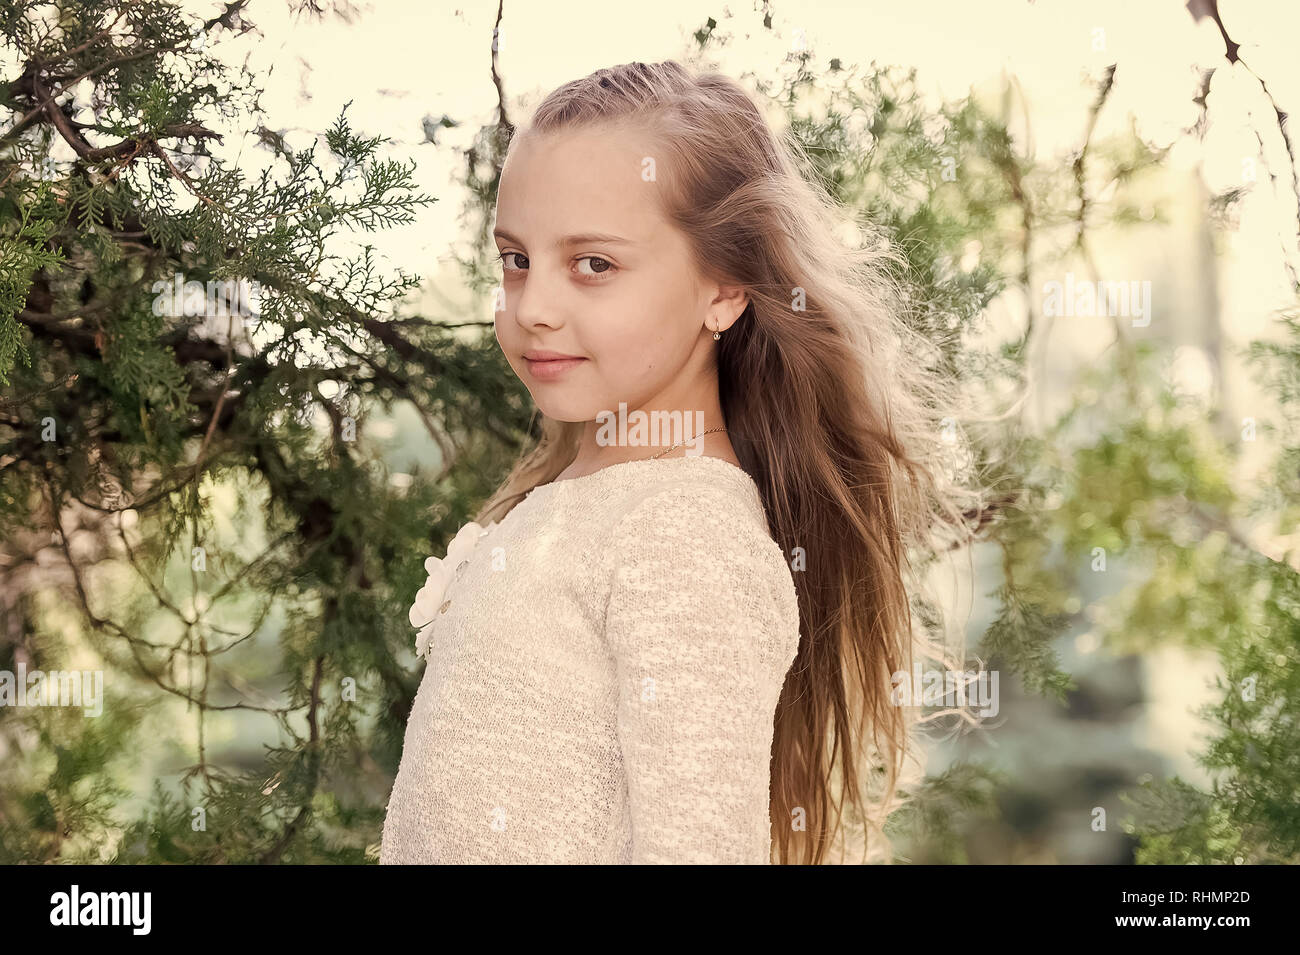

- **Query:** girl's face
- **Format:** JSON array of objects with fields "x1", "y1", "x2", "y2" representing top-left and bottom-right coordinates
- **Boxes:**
[{"x1": 492, "y1": 125, "x2": 745, "y2": 424}]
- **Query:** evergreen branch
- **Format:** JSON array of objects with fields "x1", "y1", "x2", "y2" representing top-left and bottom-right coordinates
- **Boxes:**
[
  {"x1": 3, "y1": 43, "x2": 192, "y2": 143},
  {"x1": 42, "y1": 475, "x2": 291, "y2": 716}
]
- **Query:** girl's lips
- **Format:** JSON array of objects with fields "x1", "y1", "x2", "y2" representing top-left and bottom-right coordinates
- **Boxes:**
[{"x1": 524, "y1": 356, "x2": 586, "y2": 381}]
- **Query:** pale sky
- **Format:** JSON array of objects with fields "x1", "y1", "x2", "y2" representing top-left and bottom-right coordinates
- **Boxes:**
[{"x1": 179, "y1": 0, "x2": 1299, "y2": 294}]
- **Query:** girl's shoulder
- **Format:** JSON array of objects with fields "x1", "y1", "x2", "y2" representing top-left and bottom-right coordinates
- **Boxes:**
[
  {"x1": 605, "y1": 466, "x2": 800, "y2": 642},
  {"x1": 532, "y1": 454, "x2": 774, "y2": 548},
  {"x1": 603, "y1": 470, "x2": 801, "y2": 674},
  {"x1": 605, "y1": 458, "x2": 775, "y2": 556}
]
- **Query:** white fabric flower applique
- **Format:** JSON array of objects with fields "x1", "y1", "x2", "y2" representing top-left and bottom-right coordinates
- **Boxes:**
[{"x1": 409, "y1": 519, "x2": 497, "y2": 658}]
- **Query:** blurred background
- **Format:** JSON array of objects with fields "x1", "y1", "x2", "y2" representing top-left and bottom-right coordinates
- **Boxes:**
[{"x1": 1, "y1": 0, "x2": 1297, "y2": 863}]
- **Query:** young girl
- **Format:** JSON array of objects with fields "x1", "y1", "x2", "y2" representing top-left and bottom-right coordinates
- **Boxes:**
[{"x1": 380, "y1": 60, "x2": 970, "y2": 865}]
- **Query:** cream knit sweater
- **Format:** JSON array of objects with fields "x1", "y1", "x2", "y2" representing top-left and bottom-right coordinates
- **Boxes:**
[{"x1": 379, "y1": 453, "x2": 801, "y2": 864}]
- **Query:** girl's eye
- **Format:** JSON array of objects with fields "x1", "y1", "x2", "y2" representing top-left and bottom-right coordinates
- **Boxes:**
[
  {"x1": 496, "y1": 251, "x2": 615, "y2": 280},
  {"x1": 498, "y1": 251, "x2": 528, "y2": 271},
  {"x1": 575, "y1": 256, "x2": 615, "y2": 279}
]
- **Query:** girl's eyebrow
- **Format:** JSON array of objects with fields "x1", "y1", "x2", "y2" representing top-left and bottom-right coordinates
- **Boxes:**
[{"x1": 492, "y1": 228, "x2": 634, "y2": 247}]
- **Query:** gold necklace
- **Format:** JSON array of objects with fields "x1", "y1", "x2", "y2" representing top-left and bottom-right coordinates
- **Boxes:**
[{"x1": 646, "y1": 426, "x2": 728, "y2": 460}]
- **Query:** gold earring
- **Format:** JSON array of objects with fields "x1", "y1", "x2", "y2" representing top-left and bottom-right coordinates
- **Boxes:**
[{"x1": 711, "y1": 323, "x2": 721, "y2": 341}]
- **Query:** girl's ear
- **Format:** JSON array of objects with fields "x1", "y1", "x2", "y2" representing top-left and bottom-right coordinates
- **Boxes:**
[{"x1": 710, "y1": 283, "x2": 750, "y2": 333}]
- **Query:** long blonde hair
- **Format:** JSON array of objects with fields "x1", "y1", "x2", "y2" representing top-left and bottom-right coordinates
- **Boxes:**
[{"x1": 476, "y1": 60, "x2": 980, "y2": 864}]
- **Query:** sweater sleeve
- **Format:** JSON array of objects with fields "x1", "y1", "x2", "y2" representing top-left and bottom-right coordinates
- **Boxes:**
[{"x1": 603, "y1": 481, "x2": 800, "y2": 864}]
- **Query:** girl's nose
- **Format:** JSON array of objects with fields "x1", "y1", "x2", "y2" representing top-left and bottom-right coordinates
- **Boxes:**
[{"x1": 512, "y1": 260, "x2": 565, "y2": 331}]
